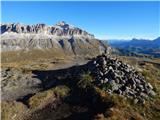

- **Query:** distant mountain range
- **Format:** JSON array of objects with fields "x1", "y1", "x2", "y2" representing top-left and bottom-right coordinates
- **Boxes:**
[
  {"x1": 108, "y1": 37, "x2": 160, "y2": 48},
  {"x1": 105, "y1": 37, "x2": 160, "y2": 58},
  {"x1": 0, "y1": 21, "x2": 107, "y2": 57}
]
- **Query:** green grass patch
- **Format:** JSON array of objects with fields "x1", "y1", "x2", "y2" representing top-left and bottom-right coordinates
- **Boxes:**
[{"x1": 28, "y1": 85, "x2": 70, "y2": 110}]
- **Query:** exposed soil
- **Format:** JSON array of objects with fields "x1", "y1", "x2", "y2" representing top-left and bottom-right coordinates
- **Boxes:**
[{"x1": 1, "y1": 58, "x2": 88, "y2": 101}]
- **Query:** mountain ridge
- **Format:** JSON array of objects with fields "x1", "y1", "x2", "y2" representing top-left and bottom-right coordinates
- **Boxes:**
[
  {"x1": 108, "y1": 37, "x2": 160, "y2": 48},
  {"x1": 106, "y1": 37, "x2": 160, "y2": 58},
  {"x1": 0, "y1": 21, "x2": 108, "y2": 58},
  {"x1": 1, "y1": 21, "x2": 94, "y2": 38}
]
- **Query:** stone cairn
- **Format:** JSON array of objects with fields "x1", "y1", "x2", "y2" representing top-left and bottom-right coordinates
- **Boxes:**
[{"x1": 87, "y1": 54, "x2": 155, "y2": 104}]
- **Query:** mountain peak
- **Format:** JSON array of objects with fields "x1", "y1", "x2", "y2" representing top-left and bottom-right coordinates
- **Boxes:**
[
  {"x1": 56, "y1": 21, "x2": 67, "y2": 26},
  {"x1": 55, "y1": 21, "x2": 74, "y2": 29}
]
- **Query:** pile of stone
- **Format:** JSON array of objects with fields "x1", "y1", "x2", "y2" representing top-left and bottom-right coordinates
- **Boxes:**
[{"x1": 88, "y1": 54, "x2": 155, "y2": 103}]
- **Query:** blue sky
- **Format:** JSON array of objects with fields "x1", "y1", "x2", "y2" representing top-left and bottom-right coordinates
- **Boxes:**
[{"x1": 1, "y1": 1, "x2": 160, "y2": 39}]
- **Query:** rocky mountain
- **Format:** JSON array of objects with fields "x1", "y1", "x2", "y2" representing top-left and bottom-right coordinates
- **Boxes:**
[
  {"x1": 1, "y1": 21, "x2": 94, "y2": 36},
  {"x1": 1, "y1": 21, "x2": 107, "y2": 56}
]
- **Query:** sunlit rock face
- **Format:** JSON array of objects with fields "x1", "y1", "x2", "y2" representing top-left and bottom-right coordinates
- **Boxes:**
[
  {"x1": 1, "y1": 21, "x2": 94, "y2": 37},
  {"x1": 0, "y1": 21, "x2": 108, "y2": 56}
]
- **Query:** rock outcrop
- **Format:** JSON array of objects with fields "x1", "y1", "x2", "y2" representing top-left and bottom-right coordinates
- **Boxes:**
[{"x1": 87, "y1": 54, "x2": 155, "y2": 103}]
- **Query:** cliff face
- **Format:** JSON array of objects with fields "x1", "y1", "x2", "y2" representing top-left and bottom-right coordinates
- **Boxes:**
[
  {"x1": 1, "y1": 21, "x2": 94, "y2": 37},
  {"x1": 1, "y1": 21, "x2": 107, "y2": 56}
]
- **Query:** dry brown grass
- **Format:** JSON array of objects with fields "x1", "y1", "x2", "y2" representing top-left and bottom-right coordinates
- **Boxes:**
[
  {"x1": 1, "y1": 101, "x2": 28, "y2": 120},
  {"x1": 1, "y1": 49, "x2": 71, "y2": 63},
  {"x1": 95, "y1": 87, "x2": 145, "y2": 120}
]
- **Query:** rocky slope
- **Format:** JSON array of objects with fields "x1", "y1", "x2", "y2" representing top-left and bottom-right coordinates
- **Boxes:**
[{"x1": 1, "y1": 21, "x2": 107, "y2": 56}]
